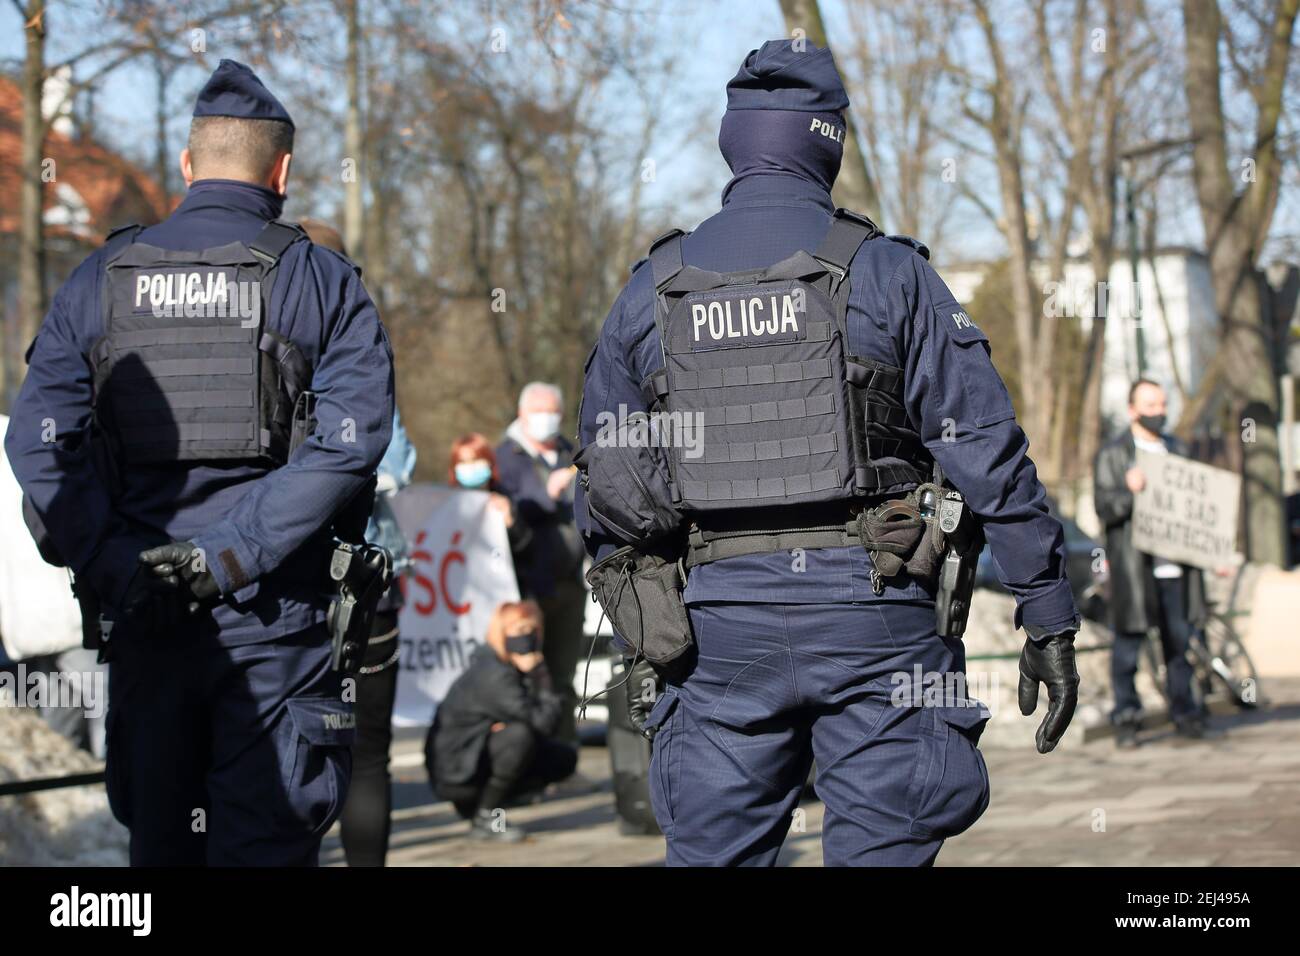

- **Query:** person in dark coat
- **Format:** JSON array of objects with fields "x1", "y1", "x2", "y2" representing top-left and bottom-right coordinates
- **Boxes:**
[
  {"x1": 1094, "y1": 379, "x2": 1207, "y2": 746},
  {"x1": 495, "y1": 383, "x2": 586, "y2": 744},
  {"x1": 299, "y1": 217, "x2": 414, "y2": 868},
  {"x1": 427, "y1": 600, "x2": 578, "y2": 841}
]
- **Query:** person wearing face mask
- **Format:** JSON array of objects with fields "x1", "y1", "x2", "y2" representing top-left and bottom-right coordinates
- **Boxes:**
[
  {"x1": 495, "y1": 383, "x2": 586, "y2": 744},
  {"x1": 426, "y1": 600, "x2": 578, "y2": 841},
  {"x1": 448, "y1": 433, "x2": 531, "y2": 558},
  {"x1": 1094, "y1": 378, "x2": 1208, "y2": 746}
]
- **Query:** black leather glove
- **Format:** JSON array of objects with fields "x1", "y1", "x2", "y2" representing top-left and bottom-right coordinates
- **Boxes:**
[
  {"x1": 625, "y1": 658, "x2": 664, "y2": 740},
  {"x1": 138, "y1": 541, "x2": 220, "y2": 613},
  {"x1": 119, "y1": 565, "x2": 186, "y2": 633},
  {"x1": 1018, "y1": 631, "x2": 1080, "y2": 754}
]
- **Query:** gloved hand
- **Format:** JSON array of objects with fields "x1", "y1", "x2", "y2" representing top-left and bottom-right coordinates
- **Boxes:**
[
  {"x1": 119, "y1": 565, "x2": 186, "y2": 633},
  {"x1": 1018, "y1": 631, "x2": 1080, "y2": 754},
  {"x1": 138, "y1": 542, "x2": 220, "y2": 614},
  {"x1": 625, "y1": 657, "x2": 664, "y2": 740}
]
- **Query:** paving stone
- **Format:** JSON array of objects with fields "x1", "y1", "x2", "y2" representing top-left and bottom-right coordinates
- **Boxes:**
[{"x1": 316, "y1": 678, "x2": 1300, "y2": 866}]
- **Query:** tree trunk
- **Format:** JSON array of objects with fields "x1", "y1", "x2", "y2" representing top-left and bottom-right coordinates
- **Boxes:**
[
  {"x1": 16, "y1": 0, "x2": 48, "y2": 406},
  {"x1": 1077, "y1": 240, "x2": 1112, "y2": 475},
  {"x1": 153, "y1": 49, "x2": 172, "y2": 207},
  {"x1": 1180, "y1": 0, "x2": 1295, "y2": 565},
  {"x1": 778, "y1": 0, "x2": 883, "y2": 223},
  {"x1": 970, "y1": 0, "x2": 1049, "y2": 459},
  {"x1": 343, "y1": 0, "x2": 365, "y2": 261}
]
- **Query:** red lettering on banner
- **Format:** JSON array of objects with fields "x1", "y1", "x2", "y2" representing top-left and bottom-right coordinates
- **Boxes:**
[
  {"x1": 440, "y1": 531, "x2": 470, "y2": 615},
  {"x1": 402, "y1": 530, "x2": 438, "y2": 615}
]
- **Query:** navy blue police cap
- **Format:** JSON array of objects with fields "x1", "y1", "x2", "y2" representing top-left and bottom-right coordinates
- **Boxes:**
[
  {"x1": 725, "y1": 39, "x2": 849, "y2": 113},
  {"x1": 193, "y1": 59, "x2": 294, "y2": 129}
]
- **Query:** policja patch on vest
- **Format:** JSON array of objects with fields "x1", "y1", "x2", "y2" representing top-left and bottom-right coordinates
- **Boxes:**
[
  {"x1": 127, "y1": 267, "x2": 252, "y2": 320},
  {"x1": 687, "y1": 284, "x2": 805, "y2": 350}
]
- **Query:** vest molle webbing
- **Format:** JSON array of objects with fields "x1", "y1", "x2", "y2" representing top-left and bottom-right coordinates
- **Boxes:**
[
  {"x1": 645, "y1": 208, "x2": 930, "y2": 514},
  {"x1": 91, "y1": 220, "x2": 311, "y2": 467}
]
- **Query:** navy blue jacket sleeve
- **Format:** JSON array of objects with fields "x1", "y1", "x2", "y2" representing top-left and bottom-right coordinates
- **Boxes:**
[
  {"x1": 4, "y1": 252, "x2": 148, "y2": 607},
  {"x1": 887, "y1": 250, "x2": 1078, "y2": 633},
  {"x1": 191, "y1": 251, "x2": 394, "y2": 595},
  {"x1": 575, "y1": 269, "x2": 655, "y2": 565}
]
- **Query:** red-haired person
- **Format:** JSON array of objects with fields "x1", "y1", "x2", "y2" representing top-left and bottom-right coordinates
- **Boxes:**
[
  {"x1": 426, "y1": 600, "x2": 577, "y2": 841},
  {"x1": 448, "y1": 434, "x2": 531, "y2": 556}
]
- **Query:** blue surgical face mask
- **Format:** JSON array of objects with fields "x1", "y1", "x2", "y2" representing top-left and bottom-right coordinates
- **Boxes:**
[{"x1": 455, "y1": 460, "x2": 492, "y2": 489}]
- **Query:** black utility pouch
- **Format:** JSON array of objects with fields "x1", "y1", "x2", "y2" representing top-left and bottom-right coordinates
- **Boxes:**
[
  {"x1": 585, "y1": 545, "x2": 693, "y2": 666},
  {"x1": 575, "y1": 411, "x2": 681, "y2": 544}
]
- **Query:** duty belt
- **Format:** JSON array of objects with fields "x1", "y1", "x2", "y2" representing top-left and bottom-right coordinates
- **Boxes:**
[
  {"x1": 684, "y1": 518, "x2": 864, "y2": 568},
  {"x1": 682, "y1": 488, "x2": 946, "y2": 599}
]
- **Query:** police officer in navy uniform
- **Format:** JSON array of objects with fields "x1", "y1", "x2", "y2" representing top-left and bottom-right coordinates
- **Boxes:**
[
  {"x1": 577, "y1": 41, "x2": 1080, "y2": 866},
  {"x1": 4, "y1": 60, "x2": 394, "y2": 865}
]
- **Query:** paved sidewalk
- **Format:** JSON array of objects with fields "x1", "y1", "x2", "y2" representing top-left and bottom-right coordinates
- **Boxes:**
[{"x1": 321, "y1": 679, "x2": 1300, "y2": 867}]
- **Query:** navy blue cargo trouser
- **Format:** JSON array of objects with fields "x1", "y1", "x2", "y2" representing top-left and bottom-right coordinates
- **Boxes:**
[
  {"x1": 105, "y1": 622, "x2": 353, "y2": 866},
  {"x1": 644, "y1": 600, "x2": 991, "y2": 866}
]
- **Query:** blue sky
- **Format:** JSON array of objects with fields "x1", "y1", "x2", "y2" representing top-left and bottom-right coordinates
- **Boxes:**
[
  {"x1": 2, "y1": 1, "x2": 1291, "y2": 266},
  {"x1": 0, "y1": 1, "x2": 788, "y2": 228}
]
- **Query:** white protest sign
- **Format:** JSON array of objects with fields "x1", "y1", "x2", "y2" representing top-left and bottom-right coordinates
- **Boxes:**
[
  {"x1": 1131, "y1": 449, "x2": 1241, "y2": 570},
  {"x1": 389, "y1": 485, "x2": 519, "y2": 726}
]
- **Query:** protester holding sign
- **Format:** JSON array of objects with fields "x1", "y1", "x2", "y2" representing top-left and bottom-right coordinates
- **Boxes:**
[
  {"x1": 448, "y1": 433, "x2": 532, "y2": 557},
  {"x1": 1094, "y1": 380, "x2": 1209, "y2": 746}
]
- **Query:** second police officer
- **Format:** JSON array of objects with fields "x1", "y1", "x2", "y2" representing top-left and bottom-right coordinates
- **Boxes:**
[
  {"x1": 5, "y1": 61, "x2": 395, "y2": 865},
  {"x1": 577, "y1": 40, "x2": 1081, "y2": 866}
]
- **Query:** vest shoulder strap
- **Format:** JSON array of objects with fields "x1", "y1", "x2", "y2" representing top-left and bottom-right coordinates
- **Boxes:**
[
  {"x1": 887, "y1": 234, "x2": 931, "y2": 261},
  {"x1": 814, "y1": 208, "x2": 881, "y2": 277},
  {"x1": 249, "y1": 219, "x2": 308, "y2": 267},
  {"x1": 94, "y1": 224, "x2": 144, "y2": 372},
  {"x1": 102, "y1": 224, "x2": 143, "y2": 264},
  {"x1": 648, "y1": 228, "x2": 686, "y2": 291}
]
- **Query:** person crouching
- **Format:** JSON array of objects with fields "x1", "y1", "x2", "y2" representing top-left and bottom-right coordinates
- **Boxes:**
[{"x1": 428, "y1": 600, "x2": 578, "y2": 842}]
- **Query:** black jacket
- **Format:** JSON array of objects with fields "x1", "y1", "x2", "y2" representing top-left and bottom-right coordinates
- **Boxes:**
[
  {"x1": 495, "y1": 435, "x2": 585, "y2": 598},
  {"x1": 487, "y1": 482, "x2": 534, "y2": 557},
  {"x1": 1093, "y1": 430, "x2": 1206, "y2": 633},
  {"x1": 429, "y1": 645, "x2": 565, "y2": 788}
]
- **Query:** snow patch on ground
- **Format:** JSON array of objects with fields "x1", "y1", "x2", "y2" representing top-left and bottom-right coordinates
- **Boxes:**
[{"x1": 0, "y1": 702, "x2": 127, "y2": 865}]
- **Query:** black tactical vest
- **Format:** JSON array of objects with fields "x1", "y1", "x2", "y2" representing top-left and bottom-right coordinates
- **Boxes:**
[
  {"x1": 644, "y1": 208, "x2": 930, "y2": 516},
  {"x1": 90, "y1": 220, "x2": 314, "y2": 467}
]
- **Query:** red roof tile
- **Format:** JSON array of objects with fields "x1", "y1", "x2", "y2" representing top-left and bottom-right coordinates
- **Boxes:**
[{"x1": 0, "y1": 74, "x2": 172, "y2": 243}]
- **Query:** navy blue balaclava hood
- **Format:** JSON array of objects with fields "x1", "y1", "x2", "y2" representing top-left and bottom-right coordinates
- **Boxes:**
[{"x1": 719, "y1": 39, "x2": 849, "y2": 195}]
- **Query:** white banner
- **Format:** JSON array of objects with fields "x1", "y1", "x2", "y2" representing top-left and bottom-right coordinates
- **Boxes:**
[
  {"x1": 0, "y1": 414, "x2": 83, "y2": 663},
  {"x1": 1131, "y1": 449, "x2": 1241, "y2": 570},
  {"x1": 389, "y1": 485, "x2": 519, "y2": 726}
]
